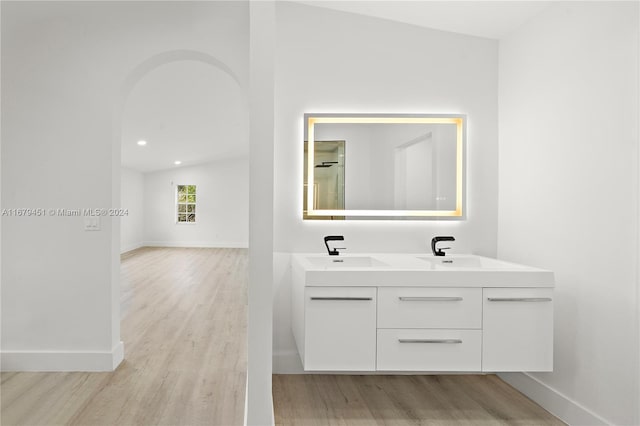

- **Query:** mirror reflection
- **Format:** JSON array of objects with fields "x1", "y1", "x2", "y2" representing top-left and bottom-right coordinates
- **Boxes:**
[
  {"x1": 303, "y1": 114, "x2": 465, "y2": 220},
  {"x1": 303, "y1": 141, "x2": 345, "y2": 219}
]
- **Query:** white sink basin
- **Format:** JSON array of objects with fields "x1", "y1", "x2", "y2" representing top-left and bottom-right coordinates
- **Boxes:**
[
  {"x1": 304, "y1": 256, "x2": 389, "y2": 269},
  {"x1": 418, "y1": 255, "x2": 526, "y2": 270},
  {"x1": 292, "y1": 253, "x2": 554, "y2": 287}
]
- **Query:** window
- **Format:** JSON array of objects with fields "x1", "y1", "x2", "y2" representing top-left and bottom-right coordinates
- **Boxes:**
[{"x1": 177, "y1": 185, "x2": 196, "y2": 223}]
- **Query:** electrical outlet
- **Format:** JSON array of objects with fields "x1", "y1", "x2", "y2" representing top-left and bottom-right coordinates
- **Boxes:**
[{"x1": 84, "y1": 216, "x2": 101, "y2": 231}]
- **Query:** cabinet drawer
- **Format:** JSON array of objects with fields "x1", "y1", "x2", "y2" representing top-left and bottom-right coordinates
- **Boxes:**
[
  {"x1": 378, "y1": 287, "x2": 481, "y2": 329},
  {"x1": 377, "y1": 329, "x2": 481, "y2": 371},
  {"x1": 304, "y1": 287, "x2": 377, "y2": 371}
]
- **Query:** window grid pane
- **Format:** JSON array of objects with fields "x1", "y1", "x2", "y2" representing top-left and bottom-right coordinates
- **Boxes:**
[{"x1": 176, "y1": 184, "x2": 196, "y2": 223}]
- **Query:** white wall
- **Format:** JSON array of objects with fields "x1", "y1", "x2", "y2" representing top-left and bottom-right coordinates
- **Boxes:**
[
  {"x1": 143, "y1": 158, "x2": 249, "y2": 248},
  {"x1": 120, "y1": 168, "x2": 144, "y2": 253},
  {"x1": 273, "y1": 3, "x2": 499, "y2": 372},
  {"x1": 248, "y1": 1, "x2": 276, "y2": 424},
  {"x1": 497, "y1": 2, "x2": 639, "y2": 425},
  {"x1": 1, "y1": 1, "x2": 248, "y2": 371}
]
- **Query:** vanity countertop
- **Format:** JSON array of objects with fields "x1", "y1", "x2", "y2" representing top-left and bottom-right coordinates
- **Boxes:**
[{"x1": 292, "y1": 253, "x2": 554, "y2": 287}]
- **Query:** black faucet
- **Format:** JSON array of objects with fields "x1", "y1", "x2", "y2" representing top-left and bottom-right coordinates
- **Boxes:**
[
  {"x1": 431, "y1": 236, "x2": 455, "y2": 256},
  {"x1": 324, "y1": 235, "x2": 345, "y2": 256}
]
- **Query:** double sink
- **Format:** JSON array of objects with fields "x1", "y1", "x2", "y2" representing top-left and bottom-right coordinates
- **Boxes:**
[{"x1": 293, "y1": 253, "x2": 554, "y2": 287}]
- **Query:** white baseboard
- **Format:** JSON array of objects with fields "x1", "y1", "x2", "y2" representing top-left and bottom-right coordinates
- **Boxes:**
[
  {"x1": 273, "y1": 350, "x2": 303, "y2": 374},
  {"x1": 1, "y1": 341, "x2": 125, "y2": 372},
  {"x1": 143, "y1": 241, "x2": 248, "y2": 249},
  {"x1": 112, "y1": 340, "x2": 124, "y2": 370},
  {"x1": 120, "y1": 242, "x2": 144, "y2": 254},
  {"x1": 498, "y1": 372, "x2": 610, "y2": 425}
]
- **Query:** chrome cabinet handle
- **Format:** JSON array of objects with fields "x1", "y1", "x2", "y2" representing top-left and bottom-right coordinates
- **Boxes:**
[
  {"x1": 310, "y1": 297, "x2": 373, "y2": 301},
  {"x1": 398, "y1": 339, "x2": 462, "y2": 344},
  {"x1": 487, "y1": 297, "x2": 552, "y2": 302},
  {"x1": 399, "y1": 296, "x2": 463, "y2": 302}
]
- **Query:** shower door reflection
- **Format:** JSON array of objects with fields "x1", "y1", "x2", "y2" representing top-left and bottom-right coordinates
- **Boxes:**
[{"x1": 303, "y1": 140, "x2": 345, "y2": 220}]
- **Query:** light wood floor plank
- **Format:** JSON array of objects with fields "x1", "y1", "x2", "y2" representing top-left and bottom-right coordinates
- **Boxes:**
[
  {"x1": 1, "y1": 247, "x2": 247, "y2": 426},
  {"x1": 273, "y1": 374, "x2": 565, "y2": 426}
]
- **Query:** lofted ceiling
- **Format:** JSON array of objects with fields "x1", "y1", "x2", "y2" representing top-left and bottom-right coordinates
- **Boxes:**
[
  {"x1": 121, "y1": 60, "x2": 248, "y2": 173},
  {"x1": 296, "y1": 1, "x2": 552, "y2": 40},
  {"x1": 121, "y1": 1, "x2": 552, "y2": 173}
]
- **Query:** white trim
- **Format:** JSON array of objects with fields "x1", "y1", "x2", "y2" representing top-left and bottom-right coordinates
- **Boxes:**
[
  {"x1": 120, "y1": 242, "x2": 144, "y2": 254},
  {"x1": 636, "y1": 6, "x2": 640, "y2": 421},
  {"x1": 1, "y1": 341, "x2": 124, "y2": 372},
  {"x1": 273, "y1": 350, "x2": 304, "y2": 374},
  {"x1": 111, "y1": 341, "x2": 124, "y2": 370},
  {"x1": 244, "y1": 375, "x2": 249, "y2": 426},
  {"x1": 498, "y1": 372, "x2": 610, "y2": 426},
  {"x1": 143, "y1": 241, "x2": 248, "y2": 249}
]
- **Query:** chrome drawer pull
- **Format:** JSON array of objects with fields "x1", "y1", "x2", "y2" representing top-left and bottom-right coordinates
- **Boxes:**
[
  {"x1": 310, "y1": 297, "x2": 373, "y2": 301},
  {"x1": 487, "y1": 297, "x2": 552, "y2": 302},
  {"x1": 398, "y1": 339, "x2": 462, "y2": 344},
  {"x1": 399, "y1": 296, "x2": 463, "y2": 302}
]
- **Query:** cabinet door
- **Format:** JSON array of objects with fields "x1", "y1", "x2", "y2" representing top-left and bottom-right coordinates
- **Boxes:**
[
  {"x1": 482, "y1": 288, "x2": 553, "y2": 372},
  {"x1": 304, "y1": 287, "x2": 376, "y2": 371}
]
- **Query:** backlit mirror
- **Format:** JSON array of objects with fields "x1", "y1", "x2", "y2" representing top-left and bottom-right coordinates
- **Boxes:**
[{"x1": 303, "y1": 114, "x2": 466, "y2": 220}]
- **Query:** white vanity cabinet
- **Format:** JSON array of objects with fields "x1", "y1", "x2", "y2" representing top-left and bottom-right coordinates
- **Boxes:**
[
  {"x1": 482, "y1": 288, "x2": 554, "y2": 372},
  {"x1": 291, "y1": 253, "x2": 554, "y2": 373}
]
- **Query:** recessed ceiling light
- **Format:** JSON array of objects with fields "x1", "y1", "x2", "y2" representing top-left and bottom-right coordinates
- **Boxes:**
[
  {"x1": 174, "y1": 160, "x2": 182, "y2": 165},
  {"x1": 137, "y1": 140, "x2": 147, "y2": 146}
]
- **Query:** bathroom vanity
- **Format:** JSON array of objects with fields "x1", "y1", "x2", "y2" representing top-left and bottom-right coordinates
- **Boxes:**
[{"x1": 291, "y1": 254, "x2": 554, "y2": 373}]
